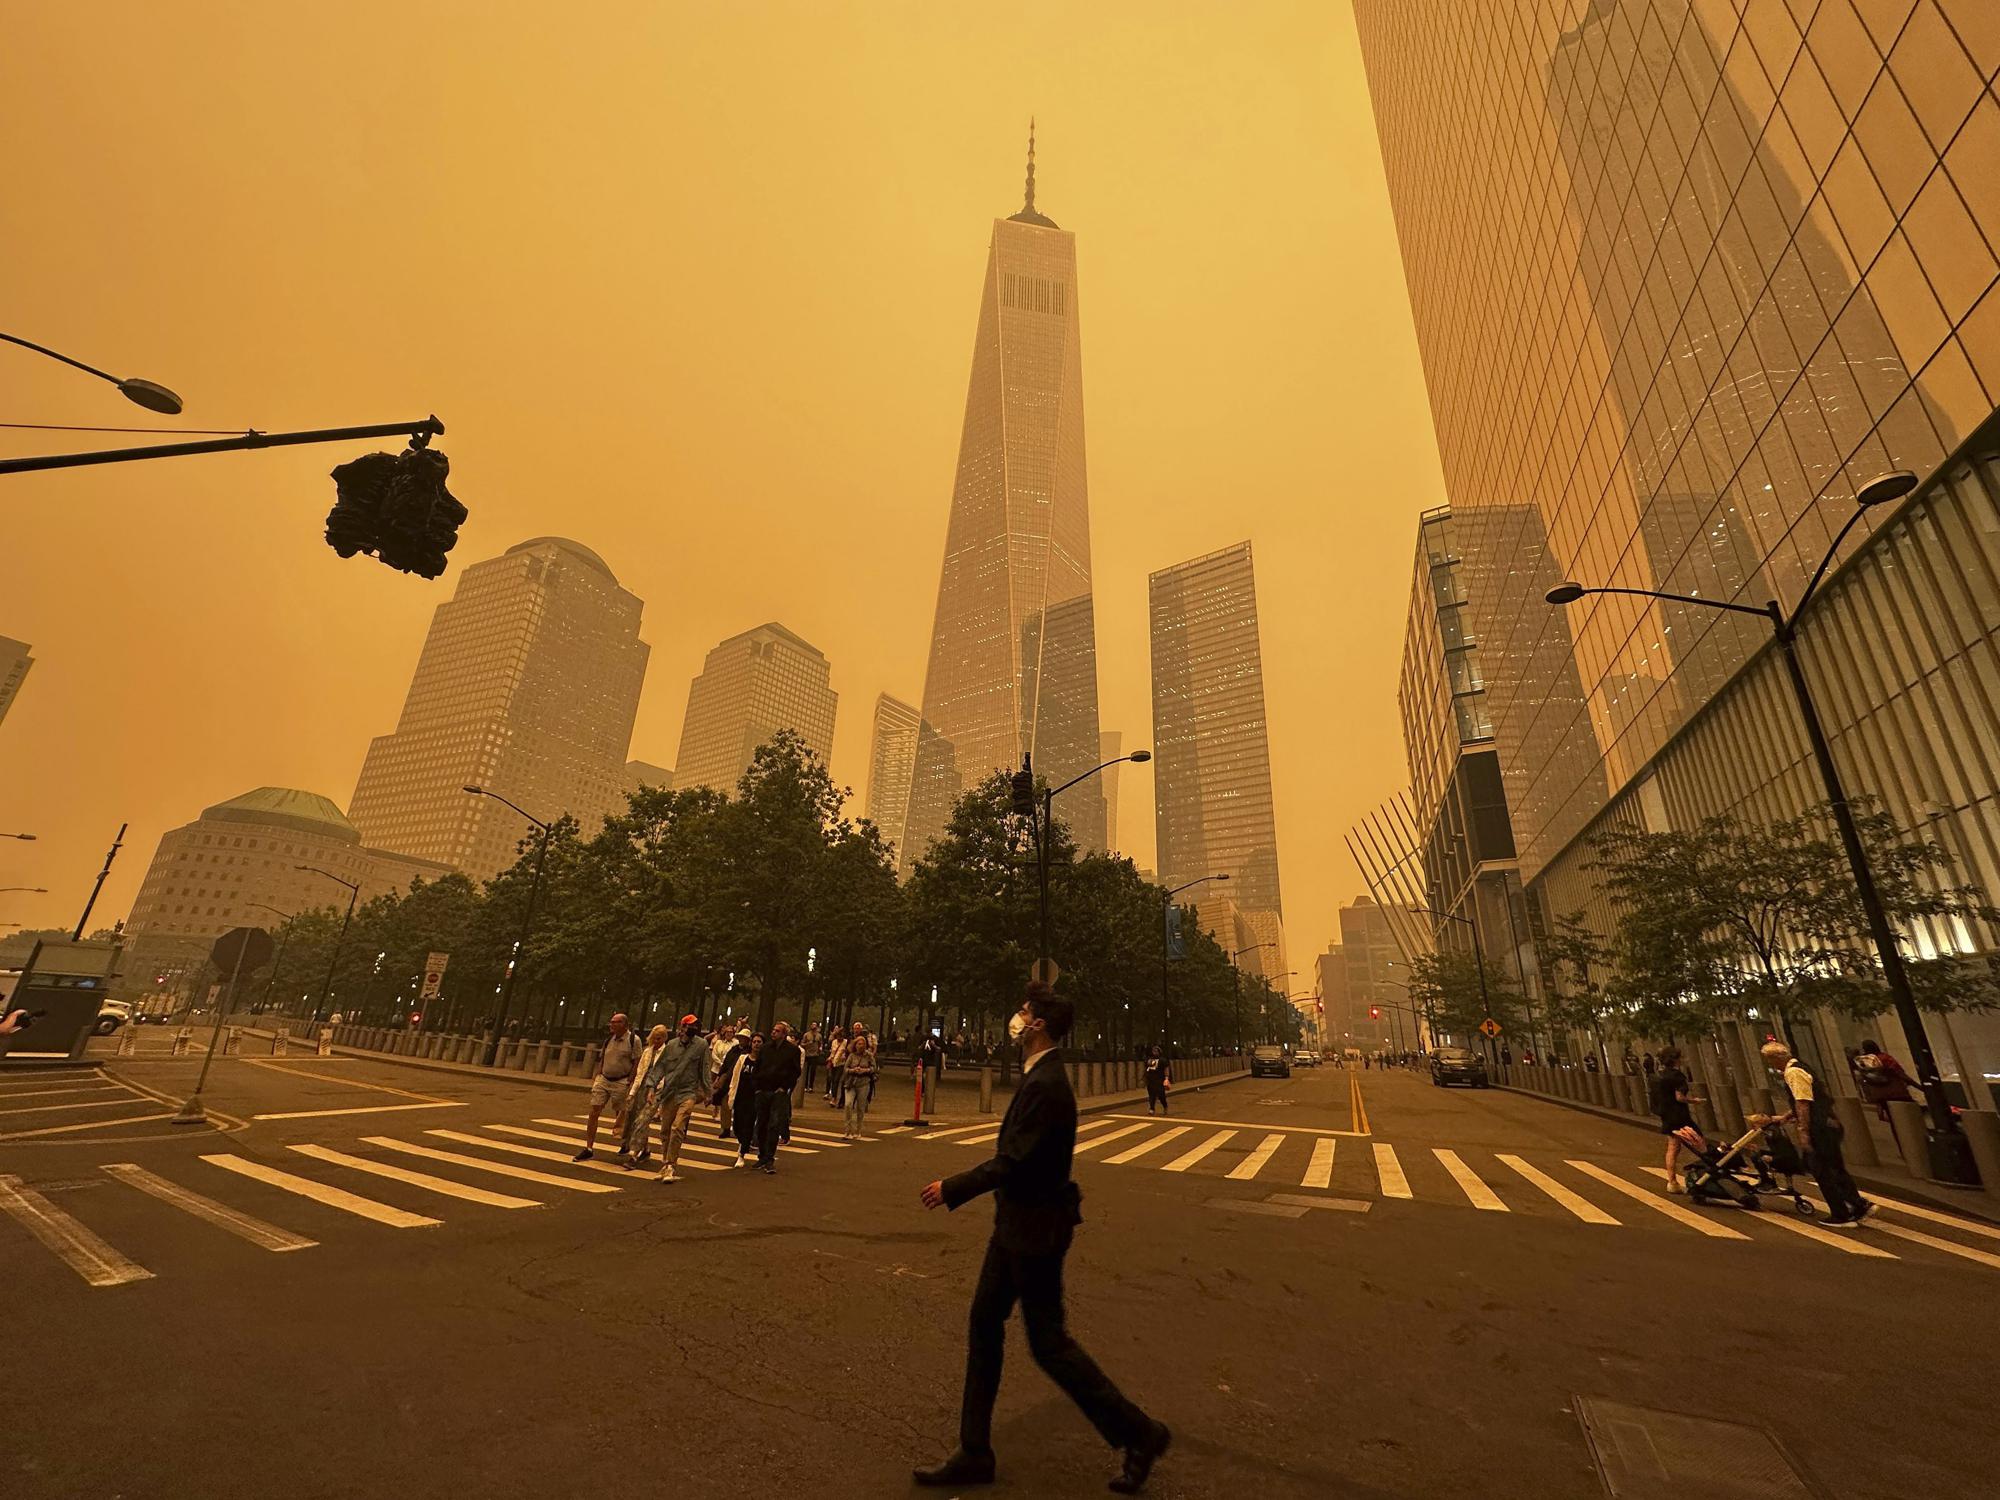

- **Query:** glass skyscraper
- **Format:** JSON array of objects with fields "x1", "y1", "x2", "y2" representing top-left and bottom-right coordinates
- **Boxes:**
[
  {"x1": 865, "y1": 692, "x2": 920, "y2": 857},
  {"x1": 1357, "y1": 0, "x2": 2000, "y2": 1082},
  {"x1": 673, "y1": 622, "x2": 838, "y2": 794},
  {"x1": 349, "y1": 537, "x2": 648, "y2": 882},
  {"x1": 902, "y1": 131, "x2": 1107, "y2": 871}
]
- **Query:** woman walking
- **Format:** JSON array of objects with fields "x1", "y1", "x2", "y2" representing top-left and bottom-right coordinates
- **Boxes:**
[
  {"x1": 712, "y1": 1030, "x2": 763, "y2": 1167},
  {"x1": 1143, "y1": 1046, "x2": 1171, "y2": 1115},
  {"x1": 1652, "y1": 1046, "x2": 1698, "y2": 1193},
  {"x1": 841, "y1": 1022, "x2": 878, "y2": 1138},
  {"x1": 826, "y1": 1026, "x2": 849, "y2": 1106}
]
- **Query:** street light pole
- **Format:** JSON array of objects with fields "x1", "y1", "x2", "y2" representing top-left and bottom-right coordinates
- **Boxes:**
[
  {"x1": 298, "y1": 867, "x2": 360, "y2": 1025},
  {"x1": 251, "y1": 904, "x2": 294, "y2": 1013},
  {"x1": 1025, "y1": 750, "x2": 1152, "y2": 974},
  {"x1": 1547, "y1": 470, "x2": 1974, "y2": 1172},
  {"x1": 466, "y1": 786, "x2": 554, "y2": 1068},
  {"x1": 1231, "y1": 942, "x2": 1276, "y2": 1055},
  {"x1": 72, "y1": 823, "x2": 127, "y2": 940},
  {"x1": 2, "y1": 330, "x2": 183, "y2": 413},
  {"x1": 1160, "y1": 872, "x2": 1229, "y2": 1057}
]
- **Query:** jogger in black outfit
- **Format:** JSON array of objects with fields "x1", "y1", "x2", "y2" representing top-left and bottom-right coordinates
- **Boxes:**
[{"x1": 1143, "y1": 1046, "x2": 1171, "y2": 1114}]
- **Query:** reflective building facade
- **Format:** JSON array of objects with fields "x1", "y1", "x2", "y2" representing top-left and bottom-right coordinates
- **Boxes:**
[
  {"x1": 903, "y1": 134, "x2": 1107, "y2": 870},
  {"x1": 674, "y1": 622, "x2": 838, "y2": 794},
  {"x1": 865, "y1": 692, "x2": 921, "y2": 857},
  {"x1": 349, "y1": 538, "x2": 648, "y2": 882},
  {"x1": 1357, "y1": 0, "x2": 2000, "y2": 1084}
]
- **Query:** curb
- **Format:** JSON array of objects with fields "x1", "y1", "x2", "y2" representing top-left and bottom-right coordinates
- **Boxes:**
[{"x1": 1496, "y1": 1081, "x2": 2000, "y2": 1226}]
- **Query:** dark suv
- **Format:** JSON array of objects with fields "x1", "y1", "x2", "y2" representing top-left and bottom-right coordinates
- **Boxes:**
[
  {"x1": 1249, "y1": 1044, "x2": 1291, "y2": 1079},
  {"x1": 1430, "y1": 1046, "x2": 1489, "y2": 1088}
]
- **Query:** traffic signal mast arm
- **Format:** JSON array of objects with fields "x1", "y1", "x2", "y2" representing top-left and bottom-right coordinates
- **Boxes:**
[{"x1": 0, "y1": 417, "x2": 444, "y2": 475}]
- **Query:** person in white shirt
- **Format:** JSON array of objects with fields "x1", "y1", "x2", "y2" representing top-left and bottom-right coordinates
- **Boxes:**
[{"x1": 1761, "y1": 1040, "x2": 1870, "y2": 1227}]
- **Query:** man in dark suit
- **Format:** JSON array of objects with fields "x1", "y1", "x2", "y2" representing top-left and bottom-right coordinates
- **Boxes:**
[{"x1": 916, "y1": 982, "x2": 1171, "y2": 1493}]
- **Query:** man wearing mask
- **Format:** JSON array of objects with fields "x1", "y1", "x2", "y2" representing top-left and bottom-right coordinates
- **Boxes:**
[
  {"x1": 632, "y1": 1015, "x2": 713, "y2": 1183},
  {"x1": 915, "y1": 982, "x2": 1170, "y2": 1494},
  {"x1": 752, "y1": 1020, "x2": 804, "y2": 1174}
]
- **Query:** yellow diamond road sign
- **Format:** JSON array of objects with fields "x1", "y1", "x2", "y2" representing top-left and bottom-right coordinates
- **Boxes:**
[{"x1": 1479, "y1": 1017, "x2": 1501, "y2": 1038}]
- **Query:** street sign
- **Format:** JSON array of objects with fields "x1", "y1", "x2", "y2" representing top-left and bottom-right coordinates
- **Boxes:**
[
  {"x1": 210, "y1": 926, "x2": 275, "y2": 977},
  {"x1": 420, "y1": 950, "x2": 451, "y2": 1000},
  {"x1": 1029, "y1": 958, "x2": 1062, "y2": 987},
  {"x1": 1479, "y1": 1016, "x2": 1502, "y2": 1038}
]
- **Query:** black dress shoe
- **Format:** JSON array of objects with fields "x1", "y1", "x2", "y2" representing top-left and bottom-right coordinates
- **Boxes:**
[
  {"x1": 1109, "y1": 1421, "x2": 1171, "y2": 1494},
  {"x1": 913, "y1": 1449, "x2": 996, "y2": 1487}
]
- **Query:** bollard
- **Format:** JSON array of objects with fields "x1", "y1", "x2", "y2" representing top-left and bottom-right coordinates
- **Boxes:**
[
  {"x1": 1960, "y1": 1110, "x2": 2000, "y2": 1201},
  {"x1": 531, "y1": 1039, "x2": 552, "y2": 1074},
  {"x1": 979, "y1": 1063, "x2": 994, "y2": 1114},
  {"x1": 1888, "y1": 1099, "x2": 1930, "y2": 1179},
  {"x1": 558, "y1": 1041, "x2": 581, "y2": 1077},
  {"x1": 221, "y1": 1026, "x2": 240, "y2": 1056},
  {"x1": 272, "y1": 1028, "x2": 289, "y2": 1057},
  {"x1": 1833, "y1": 1096, "x2": 1879, "y2": 1167},
  {"x1": 317, "y1": 1026, "x2": 333, "y2": 1056},
  {"x1": 582, "y1": 1043, "x2": 602, "y2": 1079},
  {"x1": 172, "y1": 1027, "x2": 193, "y2": 1057}
]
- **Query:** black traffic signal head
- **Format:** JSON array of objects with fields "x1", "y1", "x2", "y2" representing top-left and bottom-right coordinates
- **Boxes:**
[
  {"x1": 1010, "y1": 758, "x2": 1037, "y2": 818},
  {"x1": 326, "y1": 443, "x2": 467, "y2": 578}
]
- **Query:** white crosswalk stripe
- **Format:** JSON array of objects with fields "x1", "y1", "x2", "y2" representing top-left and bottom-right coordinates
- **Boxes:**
[
  {"x1": 362, "y1": 1137, "x2": 619, "y2": 1193},
  {"x1": 202, "y1": 1154, "x2": 441, "y2": 1229},
  {"x1": 102, "y1": 1163, "x2": 318, "y2": 1251},
  {"x1": 1872, "y1": 1221, "x2": 2000, "y2": 1270},
  {"x1": 500, "y1": 1123, "x2": 727, "y2": 1169},
  {"x1": 1227, "y1": 1134, "x2": 1287, "y2": 1181},
  {"x1": 1162, "y1": 1129, "x2": 1236, "y2": 1173},
  {"x1": 1497, "y1": 1154, "x2": 1618, "y2": 1224},
  {"x1": 1373, "y1": 1143, "x2": 1411, "y2": 1199},
  {"x1": 289, "y1": 1145, "x2": 542, "y2": 1208},
  {"x1": 1434, "y1": 1149, "x2": 1507, "y2": 1211},
  {"x1": 0, "y1": 1173, "x2": 154, "y2": 1287},
  {"x1": 1103, "y1": 1126, "x2": 1188, "y2": 1165},
  {"x1": 427, "y1": 1130, "x2": 637, "y2": 1176},
  {"x1": 1566, "y1": 1161, "x2": 1747, "y2": 1240},
  {"x1": 1302, "y1": 1138, "x2": 1336, "y2": 1189},
  {"x1": 1072, "y1": 1123, "x2": 1149, "y2": 1155}
]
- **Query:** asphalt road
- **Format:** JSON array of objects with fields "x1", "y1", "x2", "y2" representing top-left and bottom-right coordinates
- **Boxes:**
[{"x1": 5, "y1": 1051, "x2": 1998, "y2": 1499}]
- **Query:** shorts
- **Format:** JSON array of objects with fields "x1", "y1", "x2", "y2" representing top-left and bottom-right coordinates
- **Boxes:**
[{"x1": 591, "y1": 1074, "x2": 634, "y2": 1110}]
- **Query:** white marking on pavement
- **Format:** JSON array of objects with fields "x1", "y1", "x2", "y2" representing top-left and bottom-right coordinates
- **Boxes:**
[
  {"x1": 1566, "y1": 1161, "x2": 1747, "y2": 1239},
  {"x1": 1848, "y1": 1189, "x2": 2000, "y2": 1244},
  {"x1": 878, "y1": 1125, "x2": 913, "y2": 1135},
  {"x1": 0, "y1": 1111, "x2": 174, "y2": 1141},
  {"x1": 1302, "y1": 1138, "x2": 1336, "y2": 1189},
  {"x1": 0, "y1": 1097, "x2": 145, "y2": 1117},
  {"x1": 1497, "y1": 1155, "x2": 1618, "y2": 1224},
  {"x1": 1373, "y1": 1143, "x2": 1412, "y2": 1199},
  {"x1": 1434, "y1": 1149, "x2": 1507, "y2": 1211},
  {"x1": 1227, "y1": 1134, "x2": 1287, "y2": 1181},
  {"x1": 1162, "y1": 1130, "x2": 1236, "y2": 1173},
  {"x1": 557, "y1": 1116, "x2": 815, "y2": 1155},
  {"x1": 362, "y1": 1138, "x2": 618, "y2": 1193},
  {"x1": 533, "y1": 1119, "x2": 736, "y2": 1166},
  {"x1": 776, "y1": 1124, "x2": 858, "y2": 1146},
  {"x1": 0, "y1": 1084, "x2": 124, "y2": 1101},
  {"x1": 101, "y1": 1163, "x2": 317, "y2": 1251},
  {"x1": 488, "y1": 1123, "x2": 728, "y2": 1167},
  {"x1": 251, "y1": 1102, "x2": 466, "y2": 1121},
  {"x1": 289, "y1": 1144, "x2": 541, "y2": 1208},
  {"x1": 1873, "y1": 1221, "x2": 2000, "y2": 1270},
  {"x1": 1638, "y1": 1168, "x2": 1903, "y2": 1258},
  {"x1": 921, "y1": 1121, "x2": 1006, "y2": 1140},
  {"x1": 426, "y1": 1130, "x2": 635, "y2": 1176},
  {"x1": 1266, "y1": 1193, "x2": 1371, "y2": 1212},
  {"x1": 1072, "y1": 1123, "x2": 1149, "y2": 1155},
  {"x1": 1209, "y1": 1199, "x2": 1309, "y2": 1219},
  {"x1": 955, "y1": 1129, "x2": 1001, "y2": 1147},
  {"x1": 1103, "y1": 1126, "x2": 1189, "y2": 1165},
  {"x1": 1103, "y1": 1111, "x2": 1367, "y2": 1138},
  {"x1": 0, "y1": 1173, "x2": 154, "y2": 1287},
  {"x1": 201, "y1": 1154, "x2": 440, "y2": 1228}
]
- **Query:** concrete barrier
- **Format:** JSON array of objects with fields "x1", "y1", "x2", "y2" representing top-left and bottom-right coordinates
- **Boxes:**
[
  {"x1": 979, "y1": 1064, "x2": 994, "y2": 1114},
  {"x1": 1889, "y1": 1099, "x2": 1930, "y2": 1179},
  {"x1": 223, "y1": 1027, "x2": 241, "y2": 1056},
  {"x1": 318, "y1": 1027, "x2": 333, "y2": 1056},
  {"x1": 117, "y1": 1025, "x2": 138, "y2": 1057},
  {"x1": 171, "y1": 1027, "x2": 193, "y2": 1057},
  {"x1": 1833, "y1": 1096, "x2": 1879, "y2": 1166},
  {"x1": 1961, "y1": 1110, "x2": 2000, "y2": 1203},
  {"x1": 531, "y1": 1040, "x2": 551, "y2": 1074},
  {"x1": 558, "y1": 1042, "x2": 581, "y2": 1076}
]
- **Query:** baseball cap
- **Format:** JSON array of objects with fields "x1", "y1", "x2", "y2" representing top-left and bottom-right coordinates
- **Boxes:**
[{"x1": 681, "y1": 1014, "x2": 699, "y2": 1027}]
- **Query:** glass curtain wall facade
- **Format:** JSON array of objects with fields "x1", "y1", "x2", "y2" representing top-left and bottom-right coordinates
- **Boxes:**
[
  {"x1": 902, "y1": 139, "x2": 1106, "y2": 871},
  {"x1": 1357, "y1": 1, "x2": 2000, "y2": 1086},
  {"x1": 673, "y1": 623, "x2": 838, "y2": 794},
  {"x1": 349, "y1": 538, "x2": 648, "y2": 882},
  {"x1": 865, "y1": 692, "x2": 921, "y2": 858}
]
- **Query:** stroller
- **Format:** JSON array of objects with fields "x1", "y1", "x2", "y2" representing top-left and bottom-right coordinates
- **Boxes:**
[{"x1": 1673, "y1": 1122, "x2": 1815, "y2": 1217}]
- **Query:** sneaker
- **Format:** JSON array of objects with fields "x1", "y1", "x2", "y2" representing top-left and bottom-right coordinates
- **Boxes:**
[
  {"x1": 572, "y1": 1148, "x2": 594, "y2": 1162},
  {"x1": 760, "y1": 1164, "x2": 777, "y2": 1175},
  {"x1": 1666, "y1": 1177, "x2": 1685, "y2": 1195},
  {"x1": 732, "y1": 1154, "x2": 747, "y2": 1168},
  {"x1": 656, "y1": 1166, "x2": 677, "y2": 1183},
  {"x1": 1824, "y1": 1215, "x2": 1857, "y2": 1228},
  {"x1": 1850, "y1": 1202, "x2": 1874, "y2": 1226}
]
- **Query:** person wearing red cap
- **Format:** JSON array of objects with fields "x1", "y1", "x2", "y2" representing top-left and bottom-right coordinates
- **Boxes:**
[{"x1": 631, "y1": 1013, "x2": 714, "y2": 1182}]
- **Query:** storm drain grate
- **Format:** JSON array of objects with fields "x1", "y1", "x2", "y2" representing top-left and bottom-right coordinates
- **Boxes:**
[{"x1": 1574, "y1": 1397, "x2": 1827, "y2": 1499}]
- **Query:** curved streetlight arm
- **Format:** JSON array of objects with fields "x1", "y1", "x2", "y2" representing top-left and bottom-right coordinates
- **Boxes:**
[
  {"x1": 1, "y1": 331, "x2": 122, "y2": 385},
  {"x1": 466, "y1": 786, "x2": 550, "y2": 831},
  {"x1": 1048, "y1": 753, "x2": 1148, "y2": 802},
  {"x1": 1405, "y1": 902, "x2": 1474, "y2": 931},
  {"x1": 1556, "y1": 583, "x2": 1774, "y2": 622},
  {"x1": 296, "y1": 865, "x2": 361, "y2": 894},
  {"x1": 1792, "y1": 504, "x2": 1875, "y2": 626},
  {"x1": 1167, "y1": 874, "x2": 1229, "y2": 899}
]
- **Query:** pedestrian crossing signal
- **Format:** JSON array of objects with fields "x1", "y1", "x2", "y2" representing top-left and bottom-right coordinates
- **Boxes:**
[{"x1": 1368, "y1": 1005, "x2": 1380, "y2": 1020}]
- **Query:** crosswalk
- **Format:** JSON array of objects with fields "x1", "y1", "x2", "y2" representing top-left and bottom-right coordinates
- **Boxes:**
[
  {"x1": 0, "y1": 1108, "x2": 880, "y2": 1289},
  {"x1": 919, "y1": 1115, "x2": 2000, "y2": 1270}
]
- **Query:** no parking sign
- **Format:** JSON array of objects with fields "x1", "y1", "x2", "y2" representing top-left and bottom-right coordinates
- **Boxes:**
[{"x1": 420, "y1": 951, "x2": 450, "y2": 1000}]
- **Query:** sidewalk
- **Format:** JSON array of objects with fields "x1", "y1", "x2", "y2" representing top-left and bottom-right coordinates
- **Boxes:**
[{"x1": 1497, "y1": 1079, "x2": 2000, "y2": 1226}]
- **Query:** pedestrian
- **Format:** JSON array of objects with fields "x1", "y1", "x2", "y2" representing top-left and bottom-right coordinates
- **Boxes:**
[
  {"x1": 618, "y1": 1024, "x2": 672, "y2": 1163},
  {"x1": 1142, "y1": 1046, "x2": 1170, "y2": 1115},
  {"x1": 752, "y1": 1020, "x2": 804, "y2": 1174},
  {"x1": 802, "y1": 1022, "x2": 823, "y2": 1093},
  {"x1": 723, "y1": 1032, "x2": 764, "y2": 1165},
  {"x1": 842, "y1": 1021, "x2": 878, "y2": 1139},
  {"x1": 632, "y1": 1014, "x2": 714, "y2": 1182},
  {"x1": 1762, "y1": 1040, "x2": 1871, "y2": 1227},
  {"x1": 1622, "y1": 1048, "x2": 1639, "y2": 1075},
  {"x1": 1652, "y1": 1046, "x2": 1697, "y2": 1193},
  {"x1": 1854, "y1": 1037, "x2": 1919, "y2": 1124},
  {"x1": 1641, "y1": 1050, "x2": 1657, "y2": 1076},
  {"x1": 915, "y1": 982, "x2": 1171, "y2": 1494},
  {"x1": 708, "y1": 1019, "x2": 740, "y2": 1138},
  {"x1": 826, "y1": 1025, "x2": 849, "y2": 1106},
  {"x1": 575, "y1": 1011, "x2": 643, "y2": 1161}
]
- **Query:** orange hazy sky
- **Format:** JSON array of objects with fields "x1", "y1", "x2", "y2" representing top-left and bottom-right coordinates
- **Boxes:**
[{"x1": 1, "y1": 1, "x2": 1445, "y2": 972}]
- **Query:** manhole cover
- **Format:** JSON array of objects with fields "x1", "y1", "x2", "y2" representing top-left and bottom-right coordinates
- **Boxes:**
[
  {"x1": 1206, "y1": 1199, "x2": 1308, "y2": 1219},
  {"x1": 1575, "y1": 1397, "x2": 1827, "y2": 1499}
]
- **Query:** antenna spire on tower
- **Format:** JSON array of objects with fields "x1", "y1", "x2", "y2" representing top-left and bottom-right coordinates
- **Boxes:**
[{"x1": 1024, "y1": 117, "x2": 1037, "y2": 214}]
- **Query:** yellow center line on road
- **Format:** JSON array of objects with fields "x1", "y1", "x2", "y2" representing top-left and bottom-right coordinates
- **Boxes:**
[
  {"x1": 1350, "y1": 1071, "x2": 1371, "y2": 1137},
  {"x1": 243, "y1": 1059, "x2": 454, "y2": 1104}
]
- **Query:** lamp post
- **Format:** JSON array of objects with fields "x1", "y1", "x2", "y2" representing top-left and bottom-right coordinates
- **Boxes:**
[
  {"x1": 1546, "y1": 469, "x2": 1974, "y2": 1175},
  {"x1": 1160, "y1": 872, "x2": 1229, "y2": 1057},
  {"x1": 1231, "y1": 942, "x2": 1277, "y2": 1054},
  {"x1": 0, "y1": 887, "x2": 47, "y2": 895},
  {"x1": 466, "y1": 785, "x2": 554, "y2": 1068},
  {"x1": 250, "y1": 904, "x2": 294, "y2": 1014},
  {"x1": 72, "y1": 822, "x2": 127, "y2": 940},
  {"x1": 1, "y1": 833, "x2": 37, "y2": 840},
  {"x1": 3, "y1": 330, "x2": 184, "y2": 413},
  {"x1": 1018, "y1": 750, "x2": 1152, "y2": 974},
  {"x1": 1406, "y1": 902, "x2": 1496, "y2": 1061},
  {"x1": 297, "y1": 867, "x2": 360, "y2": 1026}
]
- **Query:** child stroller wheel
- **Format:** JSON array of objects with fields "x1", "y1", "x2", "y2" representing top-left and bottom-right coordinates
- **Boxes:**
[{"x1": 1792, "y1": 1195, "x2": 1815, "y2": 1219}]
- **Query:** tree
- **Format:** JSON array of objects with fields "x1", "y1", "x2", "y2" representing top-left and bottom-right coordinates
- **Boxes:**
[
  {"x1": 1541, "y1": 911, "x2": 1619, "y2": 1064},
  {"x1": 1405, "y1": 948, "x2": 1522, "y2": 1047}
]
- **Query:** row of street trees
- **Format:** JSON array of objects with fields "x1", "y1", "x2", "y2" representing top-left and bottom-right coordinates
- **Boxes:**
[{"x1": 246, "y1": 733, "x2": 1300, "y2": 1057}]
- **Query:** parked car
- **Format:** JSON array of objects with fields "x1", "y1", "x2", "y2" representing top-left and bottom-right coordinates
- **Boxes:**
[
  {"x1": 1249, "y1": 1043, "x2": 1291, "y2": 1079},
  {"x1": 1294, "y1": 1049, "x2": 1319, "y2": 1067},
  {"x1": 94, "y1": 998, "x2": 135, "y2": 1035},
  {"x1": 1430, "y1": 1045, "x2": 1489, "y2": 1088}
]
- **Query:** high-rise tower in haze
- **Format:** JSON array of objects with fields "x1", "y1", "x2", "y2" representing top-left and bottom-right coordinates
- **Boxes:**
[
  {"x1": 349, "y1": 537, "x2": 648, "y2": 882},
  {"x1": 1150, "y1": 541, "x2": 1284, "y2": 975},
  {"x1": 673, "y1": 623, "x2": 837, "y2": 793},
  {"x1": 866, "y1": 692, "x2": 920, "y2": 857},
  {"x1": 0, "y1": 636, "x2": 33, "y2": 728},
  {"x1": 901, "y1": 127, "x2": 1106, "y2": 871}
]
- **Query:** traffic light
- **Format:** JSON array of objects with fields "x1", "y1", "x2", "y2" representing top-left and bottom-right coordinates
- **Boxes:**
[
  {"x1": 1369, "y1": 1005, "x2": 1381, "y2": 1020},
  {"x1": 325, "y1": 442, "x2": 467, "y2": 578},
  {"x1": 1010, "y1": 756, "x2": 1038, "y2": 818}
]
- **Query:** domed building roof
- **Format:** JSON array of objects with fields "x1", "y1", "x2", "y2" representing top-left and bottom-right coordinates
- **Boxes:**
[
  {"x1": 201, "y1": 787, "x2": 361, "y2": 844},
  {"x1": 505, "y1": 536, "x2": 617, "y2": 585}
]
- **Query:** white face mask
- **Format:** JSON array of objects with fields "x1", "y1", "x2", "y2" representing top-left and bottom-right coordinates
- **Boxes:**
[{"x1": 1007, "y1": 1010, "x2": 1029, "y2": 1041}]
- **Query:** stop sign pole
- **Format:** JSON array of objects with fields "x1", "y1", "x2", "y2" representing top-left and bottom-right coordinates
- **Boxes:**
[{"x1": 173, "y1": 927, "x2": 274, "y2": 1125}]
